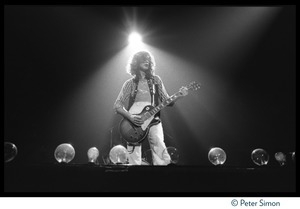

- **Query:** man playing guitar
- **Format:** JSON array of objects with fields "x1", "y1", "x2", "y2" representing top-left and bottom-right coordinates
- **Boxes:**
[{"x1": 113, "y1": 51, "x2": 188, "y2": 165}]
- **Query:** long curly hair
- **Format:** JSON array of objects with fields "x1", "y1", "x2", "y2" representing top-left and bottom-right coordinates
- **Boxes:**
[{"x1": 126, "y1": 51, "x2": 156, "y2": 79}]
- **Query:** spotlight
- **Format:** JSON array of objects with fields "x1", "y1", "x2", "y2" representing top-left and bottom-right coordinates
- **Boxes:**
[
  {"x1": 251, "y1": 148, "x2": 269, "y2": 166},
  {"x1": 109, "y1": 145, "x2": 128, "y2": 165},
  {"x1": 4, "y1": 142, "x2": 18, "y2": 163},
  {"x1": 287, "y1": 151, "x2": 295, "y2": 165},
  {"x1": 208, "y1": 147, "x2": 227, "y2": 165},
  {"x1": 291, "y1": 152, "x2": 295, "y2": 162},
  {"x1": 128, "y1": 32, "x2": 142, "y2": 45},
  {"x1": 54, "y1": 143, "x2": 75, "y2": 163},
  {"x1": 87, "y1": 147, "x2": 99, "y2": 165},
  {"x1": 128, "y1": 32, "x2": 144, "y2": 52},
  {"x1": 274, "y1": 152, "x2": 286, "y2": 166}
]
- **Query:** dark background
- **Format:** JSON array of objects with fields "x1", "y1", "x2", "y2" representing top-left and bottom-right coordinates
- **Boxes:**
[{"x1": 4, "y1": 6, "x2": 295, "y2": 167}]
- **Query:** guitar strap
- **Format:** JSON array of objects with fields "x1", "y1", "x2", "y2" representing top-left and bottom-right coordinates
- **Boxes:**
[
  {"x1": 154, "y1": 83, "x2": 160, "y2": 117},
  {"x1": 147, "y1": 78, "x2": 155, "y2": 106},
  {"x1": 148, "y1": 78, "x2": 161, "y2": 118}
]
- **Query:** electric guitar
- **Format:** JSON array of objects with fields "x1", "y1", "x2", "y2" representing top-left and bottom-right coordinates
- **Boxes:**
[{"x1": 119, "y1": 81, "x2": 201, "y2": 145}]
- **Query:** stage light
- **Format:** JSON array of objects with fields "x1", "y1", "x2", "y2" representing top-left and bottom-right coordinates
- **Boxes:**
[
  {"x1": 274, "y1": 152, "x2": 286, "y2": 166},
  {"x1": 291, "y1": 152, "x2": 295, "y2": 162},
  {"x1": 54, "y1": 143, "x2": 75, "y2": 163},
  {"x1": 287, "y1": 151, "x2": 296, "y2": 165},
  {"x1": 208, "y1": 147, "x2": 227, "y2": 165},
  {"x1": 87, "y1": 147, "x2": 99, "y2": 164},
  {"x1": 4, "y1": 142, "x2": 18, "y2": 163},
  {"x1": 251, "y1": 148, "x2": 269, "y2": 166},
  {"x1": 128, "y1": 32, "x2": 142, "y2": 45},
  {"x1": 163, "y1": 147, "x2": 179, "y2": 164},
  {"x1": 109, "y1": 145, "x2": 128, "y2": 165},
  {"x1": 128, "y1": 32, "x2": 144, "y2": 52}
]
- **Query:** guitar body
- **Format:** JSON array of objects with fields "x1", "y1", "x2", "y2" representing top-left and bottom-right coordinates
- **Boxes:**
[
  {"x1": 119, "y1": 105, "x2": 160, "y2": 144},
  {"x1": 118, "y1": 81, "x2": 201, "y2": 145}
]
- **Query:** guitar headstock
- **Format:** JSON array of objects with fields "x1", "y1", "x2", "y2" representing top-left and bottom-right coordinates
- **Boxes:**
[{"x1": 186, "y1": 81, "x2": 201, "y2": 91}]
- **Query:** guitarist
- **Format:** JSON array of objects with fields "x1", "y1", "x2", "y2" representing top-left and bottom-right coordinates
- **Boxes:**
[{"x1": 113, "y1": 51, "x2": 188, "y2": 165}]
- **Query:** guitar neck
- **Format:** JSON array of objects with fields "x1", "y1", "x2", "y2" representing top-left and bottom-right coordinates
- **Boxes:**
[
  {"x1": 147, "y1": 91, "x2": 182, "y2": 117},
  {"x1": 143, "y1": 81, "x2": 200, "y2": 120}
]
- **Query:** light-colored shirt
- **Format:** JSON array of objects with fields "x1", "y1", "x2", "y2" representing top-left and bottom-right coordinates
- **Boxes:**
[
  {"x1": 114, "y1": 75, "x2": 171, "y2": 111},
  {"x1": 135, "y1": 80, "x2": 151, "y2": 103}
]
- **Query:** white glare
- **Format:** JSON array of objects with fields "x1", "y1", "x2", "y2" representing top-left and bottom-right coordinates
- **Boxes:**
[
  {"x1": 128, "y1": 32, "x2": 145, "y2": 52},
  {"x1": 128, "y1": 32, "x2": 142, "y2": 45}
]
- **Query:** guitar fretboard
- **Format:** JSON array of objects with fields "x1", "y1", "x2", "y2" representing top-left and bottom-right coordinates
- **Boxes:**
[
  {"x1": 143, "y1": 82, "x2": 200, "y2": 120},
  {"x1": 147, "y1": 92, "x2": 181, "y2": 118}
]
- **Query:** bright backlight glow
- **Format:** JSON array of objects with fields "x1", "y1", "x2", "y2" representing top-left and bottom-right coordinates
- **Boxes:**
[
  {"x1": 128, "y1": 32, "x2": 145, "y2": 52},
  {"x1": 128, "y1": 32, "x2": 142, "y2": 45}
]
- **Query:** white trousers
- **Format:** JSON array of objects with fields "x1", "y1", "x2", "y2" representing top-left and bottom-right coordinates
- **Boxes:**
[{"x1": 127, "y1": 102, "x2": 171, "y2": 165}]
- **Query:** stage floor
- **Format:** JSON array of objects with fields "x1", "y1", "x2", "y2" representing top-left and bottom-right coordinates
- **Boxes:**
[{"x1": 4, "y1": 163, "x2": 296, "y2": 194}]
